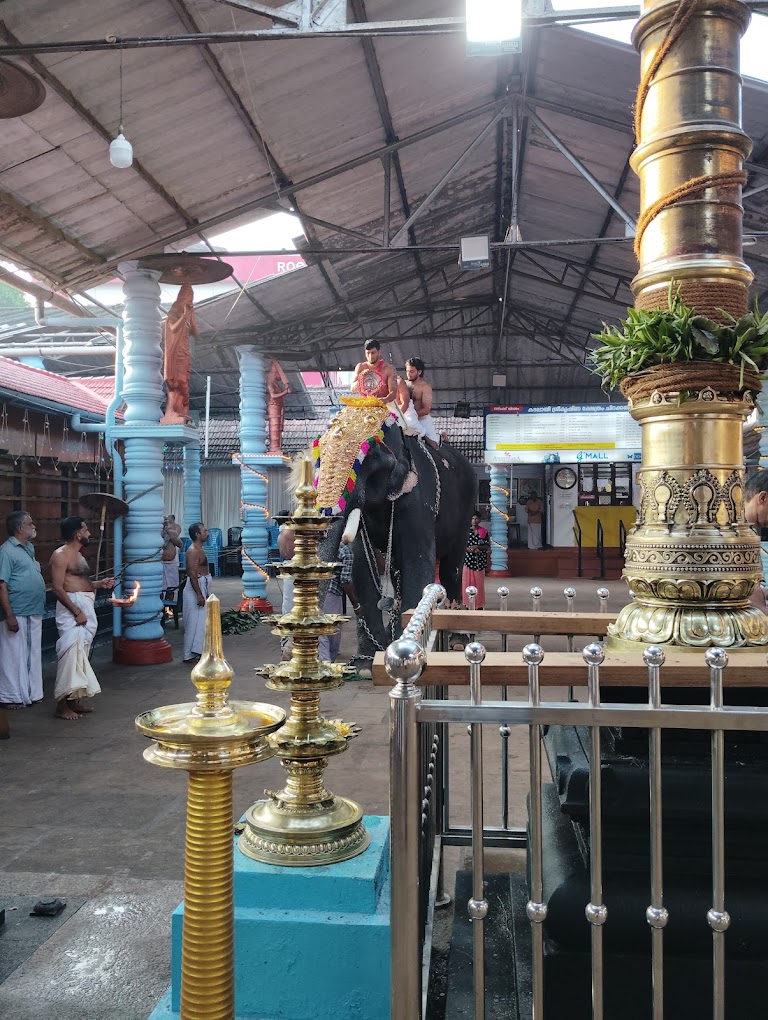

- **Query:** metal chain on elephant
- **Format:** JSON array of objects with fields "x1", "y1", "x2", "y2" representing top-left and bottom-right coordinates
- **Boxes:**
[{"x1": 425, "y1": 447, "x2": 441, "y2": 518}]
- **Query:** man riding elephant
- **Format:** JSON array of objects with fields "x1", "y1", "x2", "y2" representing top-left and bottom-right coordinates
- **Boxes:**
[{"x1": 314, "y1": 395, "x2": 476, "y2": 664}]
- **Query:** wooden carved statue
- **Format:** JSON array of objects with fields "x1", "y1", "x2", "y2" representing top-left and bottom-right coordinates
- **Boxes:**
[
  {"x1": 266, "y1": 359, "x2": 290, "y2": 452},
  {"x1": 161, "y1": 282, "x2": 198, "y2": 425}
]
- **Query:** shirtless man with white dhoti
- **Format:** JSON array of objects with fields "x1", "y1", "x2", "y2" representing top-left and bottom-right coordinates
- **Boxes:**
[
  {"x1": 50, "y1": 517, "x2": 115, "y2": 721},
  {"x1": 161, "y1": 514, "x2": 183, "y2": 599},
  {"x1": 183, "y1": 522, "x2": 211, "y2": 663},
  {"x1": 405, "y1": 357, "x2": 440, "y2": 447}
]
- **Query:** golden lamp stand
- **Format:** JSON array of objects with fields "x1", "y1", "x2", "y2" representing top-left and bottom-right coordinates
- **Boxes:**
[
  {"x1": 238, "y1": 457, "x2": 370, "y2": 866},
  {"x1": 136, "y1": 596, "x2": 285, "y2": 1020},
  {"x1": 609, "y1": 0, "x2": 768, "y2": 650}
]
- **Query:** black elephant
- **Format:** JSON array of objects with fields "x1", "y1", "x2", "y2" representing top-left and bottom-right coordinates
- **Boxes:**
[{"x1": 314, "y1": 407, "x2": 477, "y2": 663}]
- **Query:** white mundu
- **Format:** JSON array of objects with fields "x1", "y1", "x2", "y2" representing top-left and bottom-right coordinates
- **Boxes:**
[
  {"x1": 54, "y1": 591, "x2": 100, "y2": 703},
  {"x1": 414, "y1": 414, "x2": 439, "y2": 444}
]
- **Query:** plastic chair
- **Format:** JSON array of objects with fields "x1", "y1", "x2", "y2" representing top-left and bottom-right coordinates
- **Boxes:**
[
  {"x1": 202, "y1": 543, "x2": 219, "y2": 577},
  {"x1": 228, "y1": 526, "x2": 242, "y2": 547},
  {"x1": 207, "y1": 528, "x2": 223, "y2": 548}
]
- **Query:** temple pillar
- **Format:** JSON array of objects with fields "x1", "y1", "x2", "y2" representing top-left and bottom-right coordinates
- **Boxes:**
[
  {"x1": 113, "y1": 261, "x2": 172, "y2": 664},
  {"x1": 183, "y1": 440, "x2": 202, "y2": 531},
  {"x1": 236, "y1": 347, "x2": 285, "y2": 612},
  {"x1": 488, "y1": 464, "x2": 510, "y2": 575}
]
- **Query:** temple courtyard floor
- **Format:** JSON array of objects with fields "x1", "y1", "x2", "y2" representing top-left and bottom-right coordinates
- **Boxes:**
[{"x1": 0, "y1": 575, "x2": 627, "y2": 1020}]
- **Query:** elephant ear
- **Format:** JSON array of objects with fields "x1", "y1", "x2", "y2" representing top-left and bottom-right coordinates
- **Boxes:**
[{"x1": 385, "y1": 429, "x2": 417, "y2": 499}]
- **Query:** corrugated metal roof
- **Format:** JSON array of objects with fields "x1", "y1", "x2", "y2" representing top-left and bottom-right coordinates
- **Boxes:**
[{"x1": 1, "y1": 10, "x2": 768, "y2": 418}]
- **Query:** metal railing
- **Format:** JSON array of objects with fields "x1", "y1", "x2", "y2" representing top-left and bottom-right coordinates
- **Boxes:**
[
  {"x1": 386, "y1": 612, "x2": 768, "y2": 1019},
  {"x1": 596, "y1": 516, "x2": 605, "y2": 578},
  {"x1": 573, "y1": 519, "x2": 583, "y2": 578},
  {"x1": 619, "y1": 517, "x2": 628, "y2": 557}
]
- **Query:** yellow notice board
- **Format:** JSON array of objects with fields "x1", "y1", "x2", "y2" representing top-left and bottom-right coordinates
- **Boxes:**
[{"x1": 573, "y1": 506, "x2": 637, "y2": 547}]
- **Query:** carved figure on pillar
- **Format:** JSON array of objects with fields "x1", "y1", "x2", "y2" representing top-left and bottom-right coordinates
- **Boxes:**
[
  {"x1": 161, "y1": 283, "x2": 198, "y2": 425},
  {"x1": 266, "y1": 359, "x2": 290, "y2": 453}
]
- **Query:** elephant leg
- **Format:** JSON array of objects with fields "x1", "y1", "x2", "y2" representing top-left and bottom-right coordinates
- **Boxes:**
[
  {"x1": 350, "y1": 537, "x2": 389, "y2": 665},
  {"x1": 438, "y1": 546, "x2": 464, "y2": 604}
]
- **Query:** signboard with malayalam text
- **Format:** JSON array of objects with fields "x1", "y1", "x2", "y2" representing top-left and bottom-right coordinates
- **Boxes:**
[{"x1": 483, "y1": 404, "x2": 642, "y2": 464}]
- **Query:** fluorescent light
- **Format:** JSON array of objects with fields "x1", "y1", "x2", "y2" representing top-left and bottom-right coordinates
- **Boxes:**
[{"x1": 466, "y1": 0, "x2": 522, "y2": 51}]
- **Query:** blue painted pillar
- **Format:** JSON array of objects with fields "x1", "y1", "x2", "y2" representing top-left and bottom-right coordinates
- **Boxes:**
[
  {"x1": 236, "y1": 346, "x2": 272, "y2": 611},
  {"x1": 114, "y1": 261, "x2": 172, "y2": 664},
  {"x1": 183, "y1": 440, "x2": 202, "y2": 532},
  {"x1": 489, "y1": 464, "x2": 510, "y2": 575}
]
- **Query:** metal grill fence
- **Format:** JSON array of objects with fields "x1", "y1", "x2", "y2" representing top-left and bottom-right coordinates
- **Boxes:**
[{"x1": 386, "y1": 584, "x2": 768, "y2": 1020}]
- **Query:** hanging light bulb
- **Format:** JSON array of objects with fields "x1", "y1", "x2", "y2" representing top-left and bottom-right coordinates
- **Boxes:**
[
  {"x1": 109, "y1": 127, "x2": 133, "y2": 168},
  {"x1": 109, "y1": 45, "x2": 133, "y2": 169}
]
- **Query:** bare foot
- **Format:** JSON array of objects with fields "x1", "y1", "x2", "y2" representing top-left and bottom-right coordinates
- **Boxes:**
[
  {"x1": 69, "y1": 699, "x2": 94, "y2": 714},
  {"x1": 55, "y1": 701, "x2": 80, "y2": 721}
]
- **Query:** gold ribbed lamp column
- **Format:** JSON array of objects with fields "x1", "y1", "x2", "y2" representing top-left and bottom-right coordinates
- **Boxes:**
[
  {"x1": 136, "y1": 596, "x2": 285, "y2": 1020},
  {"x1": 238, "y1": 456, "x2": 370, "y2": 866},
  {"x1": 630, "y1": 0, "x2": 753, "y2": 320},
  {"x1": 609, "y1": 0, "x2": 768, "y2": 650}
]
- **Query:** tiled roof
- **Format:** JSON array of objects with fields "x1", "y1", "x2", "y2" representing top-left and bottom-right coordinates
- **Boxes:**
[
  {"x1": 0, "y1": 357, "x2": 115, "y2": 418},
  {"x1": 69, "y1": 376, "x2": 117, "y2": 402}
]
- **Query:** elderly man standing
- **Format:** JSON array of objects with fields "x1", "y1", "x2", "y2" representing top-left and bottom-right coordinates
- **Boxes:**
[
  {"x1": 161, "y1": 514, "x2": 183, "y2": 600},
  {"x1": 0, "y1": 511, "x2": 46, "y2": 719}
]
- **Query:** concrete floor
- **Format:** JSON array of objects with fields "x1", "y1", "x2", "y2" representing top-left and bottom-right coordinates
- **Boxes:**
[{"x1": 0, "y1": 574, "x2": 629, "y2": 1019}]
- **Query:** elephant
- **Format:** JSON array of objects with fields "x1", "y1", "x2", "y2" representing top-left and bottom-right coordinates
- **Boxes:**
[{"x1": 314, "y1": 412, "x2": 477, "y2": 663}]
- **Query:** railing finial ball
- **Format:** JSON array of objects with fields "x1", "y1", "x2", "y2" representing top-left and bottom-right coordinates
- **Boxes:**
[
  {"x1": 645, "y1": 906, "x2": 669, "y2": 929},
  {"x1": 596, "y1": 586, "x2": 610, "y2": 599},
  {"x1": 423, "y1": 582, "x2": 446, "y2": 604},
  {"x1": 530, "y1": 586, "x2": 543, "y2": 598},
  {"x1": 464, "y1": 641, "x2": 486, "y2": 664},
  {"x1": 522, "y1": 642, "x2": 544, "y2": 665},
  {"x1": 384, "y1": 638, "x2": 425, "y2": 682},
  {"x1": 643, "y1": 645, "x2": 666, "y2": 667},
  {"x1": 705, "y1": 646, "x2": 729, "y2": 669},
  {"x1": 706, "y1": 908, "x2": 731, "y2": 932},
  {"x1": 582, "y1": 642, "x2": 605, "y2": 666},
  {"x1": 563, "y1": 586, "x2": 576, "y2": 599},
  {"x1": 497, "y1": 585, "x2": 509, "y2": 598},
  {"x1": 467, "y1": 897, "x2": 489, "y2": 920},
  {"x1": 465, "y1": 585, "x2": 477, "y2": 598}
]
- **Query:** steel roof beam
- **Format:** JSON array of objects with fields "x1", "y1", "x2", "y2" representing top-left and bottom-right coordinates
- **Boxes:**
[
  {"x1": 525, "y1": 104, "x2": 636, "y2": 231},
  {"x1": 389, "y1": 108, "x2": 507, "y2": 247}
]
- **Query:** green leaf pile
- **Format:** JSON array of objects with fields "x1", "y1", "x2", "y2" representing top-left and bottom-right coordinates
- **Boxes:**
[
  {"x1": 220, "y1": 609, "x2": 262, "y2": 635},
  {"x1": 590, "y1": 283, "x2": 768, "y2": 390}
]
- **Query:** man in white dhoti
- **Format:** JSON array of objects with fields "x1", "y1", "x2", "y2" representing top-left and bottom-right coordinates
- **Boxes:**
[
  {"x1": 405, "y1": 358, "x2": 441, "y2": 447},
  {"x1": 161, "y1": 514, "x2": 183, "y2": 598},
  {"x1": 0, "y1": 511, "x2": 46, "y2": 729},
  {"x1": 49, "y1": 517, "x2": 115, "y2": 720},
  {"x1": 183, "y1": 522, "x2": 212, "y2": 662}
]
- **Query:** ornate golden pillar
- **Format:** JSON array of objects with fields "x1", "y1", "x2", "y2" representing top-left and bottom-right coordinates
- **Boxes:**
[{"x1": 608, "y1": 0, "x2": 768, "y2": 649}]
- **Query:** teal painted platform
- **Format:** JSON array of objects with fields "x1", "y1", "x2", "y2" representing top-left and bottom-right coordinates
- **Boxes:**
[{"x1": 148, "y1": 815, "x2": 390, "y2": 1020}]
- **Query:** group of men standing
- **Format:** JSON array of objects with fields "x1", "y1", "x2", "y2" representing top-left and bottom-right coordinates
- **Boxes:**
[{"x1": 0, "y1": 512, "x2": 115, "y2": 726}]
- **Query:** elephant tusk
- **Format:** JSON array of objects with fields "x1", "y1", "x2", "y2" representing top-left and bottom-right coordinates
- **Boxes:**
[{"x1": 343, "y1": 508, "x2": 361, "y2": 545}]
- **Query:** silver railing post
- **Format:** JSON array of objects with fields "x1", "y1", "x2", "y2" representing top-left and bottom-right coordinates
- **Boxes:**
[
  {"x1": 564, "y1": 585, "x2": 576, "y2": 700},
  {"x1": 596, "y1": 586, "x2": 610, "y2": 614},
  {"x1": 524, "y1": 642, "x2": 547, "y2": 1019},
  {"x1": 705, "y1": 647, "x2": 729, "y2": 1020},
  {"x1": 644, "y1": 646, "x2": 668, "y2": 1019},
  {"x1": 583, "y1": 642, "x2": 607, "y2": 1020},
  {"x1": 530, "y1": 585, "x2": 542, "y2": 643},
  {"x1": 466, "y1": 641, "x2": 488, "y2": 1020},
  {"x1": 498, "y1": 585, "x2": 509, "y2": 652},
  {"x1": 497, "y1": 585, "x2": 511, "y2": 829},
  {"x1": 387, "y1": 635, "x2": 428, "y2": 1020},
  {"x1": 466, "y1": 585, "x2": 477, "y2": 612}
]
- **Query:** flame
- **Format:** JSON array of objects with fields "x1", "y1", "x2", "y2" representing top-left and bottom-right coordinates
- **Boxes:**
[{"x1": 110, "y1": 580, "x2": 141, "y2": 607}]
